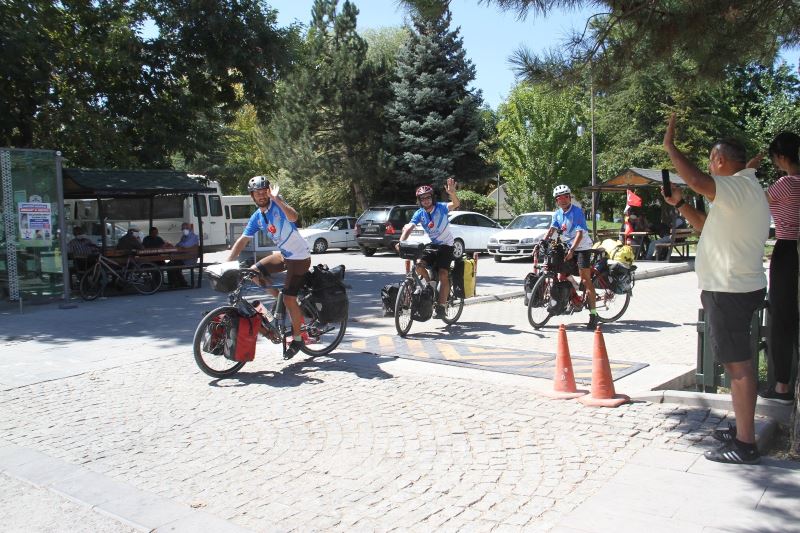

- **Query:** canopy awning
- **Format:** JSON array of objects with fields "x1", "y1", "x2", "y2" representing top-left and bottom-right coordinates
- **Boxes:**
[
  {"x1": 63, "y1": 169, "x2": 215, "y2": 198},
  {"x1": 583, "y1": 167, "x2": 686, "y2": 193}
]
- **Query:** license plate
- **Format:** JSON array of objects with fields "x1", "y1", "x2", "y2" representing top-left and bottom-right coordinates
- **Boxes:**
[
  {"x1": 500, "y1": 245, "x2": 517, "y2": 252},
  {"x1": 411, "y1": 229, "x2": 424, "y2": 236}
]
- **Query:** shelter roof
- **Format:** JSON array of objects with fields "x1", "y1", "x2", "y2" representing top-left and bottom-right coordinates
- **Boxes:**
[
  {"x1": 62, "y1": 169, "x2": 215, "y2": 198},
  {"x1": 584, "y1": 167, "x2": 686, "y2": 193}
]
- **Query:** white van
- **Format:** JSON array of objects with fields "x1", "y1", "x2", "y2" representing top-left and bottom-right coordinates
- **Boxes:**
[
  {"x1": 65, "y1": 181, "x2": 228, "y2": 251},
  {"x1": 221, "y1": 195, "x2": 277, "y2": 258}
]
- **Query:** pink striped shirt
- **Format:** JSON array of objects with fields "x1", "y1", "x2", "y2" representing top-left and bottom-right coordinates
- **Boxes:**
[{"x1": 768, "y1": 175, "x2": 800, "y2": 240}]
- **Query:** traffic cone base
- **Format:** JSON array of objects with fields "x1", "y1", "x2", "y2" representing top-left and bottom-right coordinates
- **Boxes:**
[
  {"x1": 578, "y1": 325, "x2": 629, "y2": 408},
  {"x1": 543, "y1": 324, "x2": 588, "y2": 400},
  {"x1": 577, "y1": 393, "x2": 630, "y2": 407}
]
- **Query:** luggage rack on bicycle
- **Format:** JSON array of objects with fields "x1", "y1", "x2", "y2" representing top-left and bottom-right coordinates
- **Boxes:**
[{"x1": 398, "y1": 242, "x2": 440, "y2": 261}]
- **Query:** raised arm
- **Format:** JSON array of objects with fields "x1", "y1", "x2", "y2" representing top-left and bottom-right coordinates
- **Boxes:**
[
  {"x1": 663, "y1": 113, "x2": 716, "y2": 201},
  {"x1": 445, "y1": 177, "x2": 460, "y2": 211}
]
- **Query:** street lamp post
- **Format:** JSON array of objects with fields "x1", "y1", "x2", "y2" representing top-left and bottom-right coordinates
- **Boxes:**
[{"x1": 576, "y1": 83, "x2": 597, "y2": 240}]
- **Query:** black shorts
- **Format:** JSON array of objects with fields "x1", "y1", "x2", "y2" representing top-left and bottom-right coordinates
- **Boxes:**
[
  {"x1": 700, "y1": 288, "x2": 766, "y2": 364},
  {"x1": 421, "y1": 245, "x2": 454, "y2": 271},
  {"x1": 562, "y1": 250, "x2": 593, "y2": 275},
  {"x1": 256, "y1": 256, "x2": 311, "y2": 296}
]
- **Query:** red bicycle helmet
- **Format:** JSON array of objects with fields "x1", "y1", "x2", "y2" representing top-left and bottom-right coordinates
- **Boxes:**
[{"x1": 415, "y1": 185, "x2": 434, "y2": 198}]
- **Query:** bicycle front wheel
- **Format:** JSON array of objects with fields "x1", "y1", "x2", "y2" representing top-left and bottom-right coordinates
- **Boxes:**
[
  {"x1": 79, "y1": 265, "x2": 106, "y2": 301},
  {"x1": 592, "y1": 273, "x2": 631, "y2": 323},
  {"x1": 128, "y1": 262, "x2": 162, "y2": 295},
  {"x1": 193, "y1": 306, "x2": 246, "y2": 378},
  {"x1": 299, "y1": 300, "x2": 348, "y2": 357},
  {"x1": 394, "y1": 280, "x2": 414, "y2": 336},
  {"x1": 441, "y1": 282, "x2": 464, "y2": 325},
  {"x1": 527, "y1": 273, "x2": 554, "y2": 329}
]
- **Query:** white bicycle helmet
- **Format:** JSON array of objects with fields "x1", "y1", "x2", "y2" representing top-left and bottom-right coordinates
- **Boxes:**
[
  {"x1": 247, "y1": 175, "x2": 270, "y2": 192},
  {"x1": 552, "y1": 184, "x2": 571, "y2": 197}
]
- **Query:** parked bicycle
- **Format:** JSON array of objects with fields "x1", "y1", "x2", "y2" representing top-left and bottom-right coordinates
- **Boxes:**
[
  {"x1": 394, "y1": 242, "x2": 465, "y2": 336},
  {"x1": 79, "y1": 253, "x2": 162, "y2": 300},
  {"x1": 193, "y1": 266, "x2": 348, "y2": 378},
  {"x1": 526, "y1": 237, "x2": 635, "y2": 329}
]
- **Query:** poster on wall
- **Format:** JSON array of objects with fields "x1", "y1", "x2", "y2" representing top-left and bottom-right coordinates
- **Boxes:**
[{"x1": 18, "y1": 202, "x2": 52, "y2": 247}]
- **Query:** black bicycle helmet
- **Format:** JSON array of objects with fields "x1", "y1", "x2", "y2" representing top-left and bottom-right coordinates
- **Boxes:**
[{"x1": 248, "y1": 175, "x2": 270, "y2": 192}]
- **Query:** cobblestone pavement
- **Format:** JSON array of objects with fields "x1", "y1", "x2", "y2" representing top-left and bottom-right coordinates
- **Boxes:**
[{"x1": 0, "y1": 347, "x2": 733, "y2": 532}]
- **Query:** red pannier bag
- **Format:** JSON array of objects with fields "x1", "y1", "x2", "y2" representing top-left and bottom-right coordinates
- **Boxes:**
[{"x1": 223, "y1": 314, "x2": 260, "y2": 362}]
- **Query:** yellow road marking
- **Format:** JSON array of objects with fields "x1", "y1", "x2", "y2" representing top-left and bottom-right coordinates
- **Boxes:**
[
  {"x1": 405, "y1": 338, "x2": 426, "y2": 357},
  {"x1": 378, "y1": 336, "x2": 395, "y2": 350},
  {"x1": 352, "y1": 339, "x2": 366, "y2": 350},
  {"x1": 437, "y1": 343, "x2": 461, "y2": 361}
]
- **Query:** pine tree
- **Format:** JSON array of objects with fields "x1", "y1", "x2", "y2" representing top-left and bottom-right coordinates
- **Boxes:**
[{"x1": 385, "y1": 9, "x2": 494, "y2": 199}]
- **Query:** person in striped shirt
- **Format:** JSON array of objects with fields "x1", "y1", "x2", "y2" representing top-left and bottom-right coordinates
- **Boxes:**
[{"x1": 756, "y1": 132, "x2": 800, "y2": 404}]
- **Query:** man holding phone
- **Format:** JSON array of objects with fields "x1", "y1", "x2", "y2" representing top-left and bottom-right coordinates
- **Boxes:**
[{"x1": 663, "y1": 113, "x2": 769, "y2": 465}]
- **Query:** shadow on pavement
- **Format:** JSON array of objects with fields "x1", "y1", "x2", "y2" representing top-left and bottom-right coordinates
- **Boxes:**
[{"x1": 205, "y1": 353, "x2": 395, "y2": 389}]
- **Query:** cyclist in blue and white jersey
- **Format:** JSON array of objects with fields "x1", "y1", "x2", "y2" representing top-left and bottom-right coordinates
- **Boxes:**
[
  {"x1": 543, "y1": 184, "x2": 599, "y2": 329},
  {"x1": 396, "y1": 178, "x2": 459, "y2": 319},
  {"x1": 227, "y1": 175, "x2": 311, "y2": 358}
]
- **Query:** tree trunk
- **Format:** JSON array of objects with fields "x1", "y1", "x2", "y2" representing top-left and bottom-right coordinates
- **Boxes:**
[{"x1": 351, "y1": 181, "x2": 368, "y2": 213}]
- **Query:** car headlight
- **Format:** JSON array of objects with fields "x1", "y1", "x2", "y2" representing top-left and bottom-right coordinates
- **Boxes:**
[
  {"x1": 489, "y1": 237, "x2": 498, "y2": 244},
  {"x1": 519, "y1": 237, "x2": 536, "y2": 244}
]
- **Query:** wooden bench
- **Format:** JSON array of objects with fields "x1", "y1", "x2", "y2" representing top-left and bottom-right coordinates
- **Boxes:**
[
  {"x1": 105, "y1": 247, "x2": 202, "y2": 289},
  {"x1": 654, "y1": 228, "x2": 698, "y2": 262}
]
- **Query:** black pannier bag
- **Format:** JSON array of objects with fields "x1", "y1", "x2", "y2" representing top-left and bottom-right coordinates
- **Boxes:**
[
  {"x1": 547, "y1": 280, "x2": 573, "y2": 314},
  {"x1": 608, "y1": 263, "x2": 635, "y2": 295},
  {"x1": 523, "y1": 272, "x2": 541, "y2": 306},
  {"x1": 304, "y1": 264, "x2": 348, "y2": 323},
  {"x1": 451, "y1": 257, "x2": 465, "y2": 298},
  {"x1": 380, "y1": 283, "x2": 400, "y2": 316},
  {"x1": 411, "y1": 285, "x2": 435, "y2": 321}
]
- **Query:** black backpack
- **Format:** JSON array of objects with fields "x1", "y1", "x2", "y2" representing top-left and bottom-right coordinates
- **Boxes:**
[
  {"x1": 304, "y1": 264, "x2": 348, "y2": 323},
  {"x1": 380, "y1": 283, "x2": 400, "y2": 316},
  {"x1": 411, "y1": 285, "x2": 435, "y2": 321}
]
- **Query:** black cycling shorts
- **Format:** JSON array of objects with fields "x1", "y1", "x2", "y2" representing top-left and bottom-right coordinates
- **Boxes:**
[
  {"x1": 421, "y1": 245, "x2": 454, "y2": 271},
  {"x1": 561, "y1": 250, "x2": 592, "y2": 275},
  {"x1": 256, "y1": 256, "x2": 311, "y2": 296}
]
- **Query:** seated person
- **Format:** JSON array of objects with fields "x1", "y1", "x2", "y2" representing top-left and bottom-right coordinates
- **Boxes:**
[
  {"x1": 116, "y1": 226, "x2": 144, "y2": 252},
  {"x1": 142, "y1": 226, "x2": 170, "y2": 248},
  {"x1": 167, "y1": 223, "x2": 199, "y2": 287},
  {"x1": 645, "y1": 215, "x2": 686, "y2": 260},
  {"x1": 67, "y1": 226, "x2": 99, "y2": 275}
]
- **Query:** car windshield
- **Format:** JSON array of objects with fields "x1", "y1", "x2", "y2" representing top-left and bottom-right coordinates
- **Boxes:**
[
  {"x1": 506, "y1": 214, "x2": 551, "y2": 230},
  {"x1": 308, "y1": 218, "x2": 337, "y2": 229},
  {"x1": 358, "y1": 208, "x2": 390, "y2": 223}
]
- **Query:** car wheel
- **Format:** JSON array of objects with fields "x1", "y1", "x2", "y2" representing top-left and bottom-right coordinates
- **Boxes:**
[
  {"x1": 452, "y1": 239, "x2": 464, "y2": 259},
  {"x1": 312, "y1": 238, "x2": 328, "y2": 254},
  {"x1": 362, "y1": 248, "x2": 376, "y2": 257},
  {"x1": 493, "y1": 255, "x2": 502, "y2": 262}
]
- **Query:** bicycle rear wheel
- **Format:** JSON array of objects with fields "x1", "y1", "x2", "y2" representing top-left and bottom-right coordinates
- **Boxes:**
[
  {"x1": 527, "y1": 273, "x2": 554, "y2": 329},
  {"x1": 441, "y1": 282, "x2": 464, "y2": 325},
  {"x1": 592, "y1": 273, "x2": 631, "y2": 323},
  {"x1": 128, "y1": 262, "x2": 162, "y2": 295},
  {"x1": 394, "y1": 280, "x2": 414, "y2": 336},
  {"x1": 298, "y1": 299, "x2": 348, "y2": 356},
  {"x1": 193, "y1": 306, "x2": 246, "y2": 378},
  {"x1": 79, "y1": 265, "x2": 106, "y2": 301}
]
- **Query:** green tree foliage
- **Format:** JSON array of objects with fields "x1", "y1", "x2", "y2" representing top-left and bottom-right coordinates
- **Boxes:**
[
  {"x1": 456, "y1": 190, "x2": 496, "y2": 217},
  {"x1": 495, "y1": 83, "x2": 590, "y2": 214},
  {"x1": 385, "y1": 9, "x2": 495, "y2": 198},
  {"x1": 0, "y1": 0, "x2": 292, "y2": 168},
  {"x1": 266, "y1": 0, "x2": 393, "y2": 216}
]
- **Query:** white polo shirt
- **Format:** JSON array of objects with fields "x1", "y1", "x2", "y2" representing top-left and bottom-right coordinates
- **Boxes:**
[{"x1": 695, "y1": 168, "x2": 769, "y2": 293}]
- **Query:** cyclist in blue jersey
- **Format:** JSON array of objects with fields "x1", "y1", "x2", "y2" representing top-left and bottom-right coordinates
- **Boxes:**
[
  {"x1": 396, "y1": 178, "x2": 460, "y2": 319},
  {"x1": 227, "y1": 176, "x2": 311, "y2": 358},
  {"x1": 543, "y1": 184, "x2": 599, "y2": 330}
]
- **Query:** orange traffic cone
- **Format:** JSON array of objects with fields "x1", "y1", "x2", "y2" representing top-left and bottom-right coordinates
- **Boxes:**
[
  {"x1": 542, "y1": 324, "x2": 588, "y2": 399},
  {"x1": 578, "y1": 325, "x2": 630, "y2": 407}
]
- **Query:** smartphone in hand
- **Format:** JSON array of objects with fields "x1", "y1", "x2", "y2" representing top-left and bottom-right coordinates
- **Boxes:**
[{"x1": 661, "y1": 169, "x2": 672, "y2": 199}]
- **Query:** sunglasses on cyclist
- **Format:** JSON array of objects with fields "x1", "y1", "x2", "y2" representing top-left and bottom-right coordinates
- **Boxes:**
[
  {"x1": 418, "y1": 195, "x2": 433, "y2": 201},
  {"x1": 555, "y1": 193, "x2": 571, "y2": 200}
]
